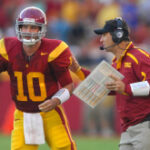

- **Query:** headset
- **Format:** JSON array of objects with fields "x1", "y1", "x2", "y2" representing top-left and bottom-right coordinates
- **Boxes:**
[
  {"x1": 111, "y1": 17, "x2": 124, "y2": 43},
  {"x1": 100, "y1": 17, "x2": 128, "y2": 50}
]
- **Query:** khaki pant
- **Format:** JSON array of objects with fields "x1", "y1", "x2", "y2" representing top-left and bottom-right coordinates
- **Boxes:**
[{"x1": 119, "y1": 121, "x2": 150, "y2": 150}]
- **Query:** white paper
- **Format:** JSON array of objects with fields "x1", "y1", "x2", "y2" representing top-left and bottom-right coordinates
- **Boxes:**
[{"x1": 73, "y1": 60, "x2": 124, "y2": 108}]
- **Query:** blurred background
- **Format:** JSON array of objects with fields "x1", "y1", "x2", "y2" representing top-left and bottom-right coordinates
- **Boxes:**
[{"x1": 0, "y1": 0, "x2": 150, "y2": 149}]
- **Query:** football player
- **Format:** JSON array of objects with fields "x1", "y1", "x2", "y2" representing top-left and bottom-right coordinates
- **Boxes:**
[{"x1": 0, "y1": 6, "x2": 78, "y2": 150}]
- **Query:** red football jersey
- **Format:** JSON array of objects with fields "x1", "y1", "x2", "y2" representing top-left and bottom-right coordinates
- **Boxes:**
[
  {"x1": 112, "y1": 42, "x2": 150, "y2": 131},
  {"x1": 0, "y1": 37, "x2": 73, "y2": 112}
]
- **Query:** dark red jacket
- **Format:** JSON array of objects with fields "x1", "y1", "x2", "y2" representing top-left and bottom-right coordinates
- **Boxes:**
[{"x1": 112, "y1": 42, "x2": 150, "y2": 131}]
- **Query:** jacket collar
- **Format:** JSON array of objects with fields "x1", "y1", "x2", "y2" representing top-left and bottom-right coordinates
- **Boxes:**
[{"x1": 112, "y1": 41, "x2": 133, "y2": 69}]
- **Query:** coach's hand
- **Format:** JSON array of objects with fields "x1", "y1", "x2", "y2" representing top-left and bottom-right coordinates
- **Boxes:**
[
  {"x1": 105, "y1": 74, "x2": 125, "y2": 93},
  {"x1": 38, "y1": 98, "x2": 61, "y2": 112}
]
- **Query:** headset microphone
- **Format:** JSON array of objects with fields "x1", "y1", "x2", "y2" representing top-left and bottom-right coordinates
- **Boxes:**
[
  {"x1": 100, "y1": 46, "x2": 105, "y2": 50},
  {"x1": 99, "y1": 43, "x2": 117, "y2": 50}
]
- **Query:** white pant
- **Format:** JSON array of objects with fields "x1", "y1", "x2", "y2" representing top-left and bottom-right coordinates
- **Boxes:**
[{"x1": 119, "y1": 121, "x2": 150, "y2": 150}]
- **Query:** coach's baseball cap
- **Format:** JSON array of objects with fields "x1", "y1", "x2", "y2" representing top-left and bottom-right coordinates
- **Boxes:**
[
  {"x1": 94, "y1": 18, "x2": 128, "y2": 35},
  {"x1": 94, "y1": 21, "x2": 115, "y2": 34}
]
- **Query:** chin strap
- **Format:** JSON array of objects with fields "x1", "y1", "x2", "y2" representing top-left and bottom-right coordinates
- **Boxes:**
[{"x1": 22, "y1": 39, "x2": 40, "y2": 46}]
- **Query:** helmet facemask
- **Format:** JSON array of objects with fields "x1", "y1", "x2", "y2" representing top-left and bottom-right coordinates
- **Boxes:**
[{"x1": 16, "y1": 21, "x2": 46, "y2": 46}]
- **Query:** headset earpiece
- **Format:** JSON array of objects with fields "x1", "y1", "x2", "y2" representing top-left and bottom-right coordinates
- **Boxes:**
[{"x1": 111, "y1": 18, "x2": 124, "y2": 43}]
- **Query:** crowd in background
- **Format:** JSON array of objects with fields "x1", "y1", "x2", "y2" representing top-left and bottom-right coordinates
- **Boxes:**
[
  {"x1": 1, "y1": 0, "x2": 150, "y2": 137},
  {"x1": 2, "y1": 0, "x2": 150, "y2": 67}
]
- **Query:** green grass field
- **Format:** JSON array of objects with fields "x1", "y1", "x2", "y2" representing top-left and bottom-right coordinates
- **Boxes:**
[{"x1": 0, "y1": 134, "x2": 119, "y2": 150}]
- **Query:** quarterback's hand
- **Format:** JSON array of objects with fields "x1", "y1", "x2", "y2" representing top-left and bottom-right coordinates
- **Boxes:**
[
  {"x1": 105, "y1": 74, "x2": 125, "y2": 93},
  {"x1": 38, "y1": 98, "x2": 61, "y2": 112}
]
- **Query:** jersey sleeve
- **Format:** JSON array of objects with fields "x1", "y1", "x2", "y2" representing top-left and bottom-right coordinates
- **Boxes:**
[
  {"x1": 125, "y1": 50, "x2": 150, "y2": 95},
  {"x1": 69, "y1": 55, "x2": 90, "y2": 80},
  {"x1": 0, "y1": 38, "x2": 9, "y2": 72},
  {"x1": 74, "y1": 67, "x2": 90, "y2": 80},
  {"x1": 48, "y1": 41, "x2": 73, "y2": 87}
]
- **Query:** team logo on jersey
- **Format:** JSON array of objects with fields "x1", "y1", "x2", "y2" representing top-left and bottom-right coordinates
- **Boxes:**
[
  {"x1": 124, "y1": 62, "x2": 131, "y2": 68},
  {"x1": 40, "y1": 52, "x2": 48, "y2": 56}
]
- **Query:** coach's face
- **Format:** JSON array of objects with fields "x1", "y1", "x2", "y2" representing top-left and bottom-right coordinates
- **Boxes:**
[{"x1": 100, "y1": 32, "x2": 114, "y2": 52}]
